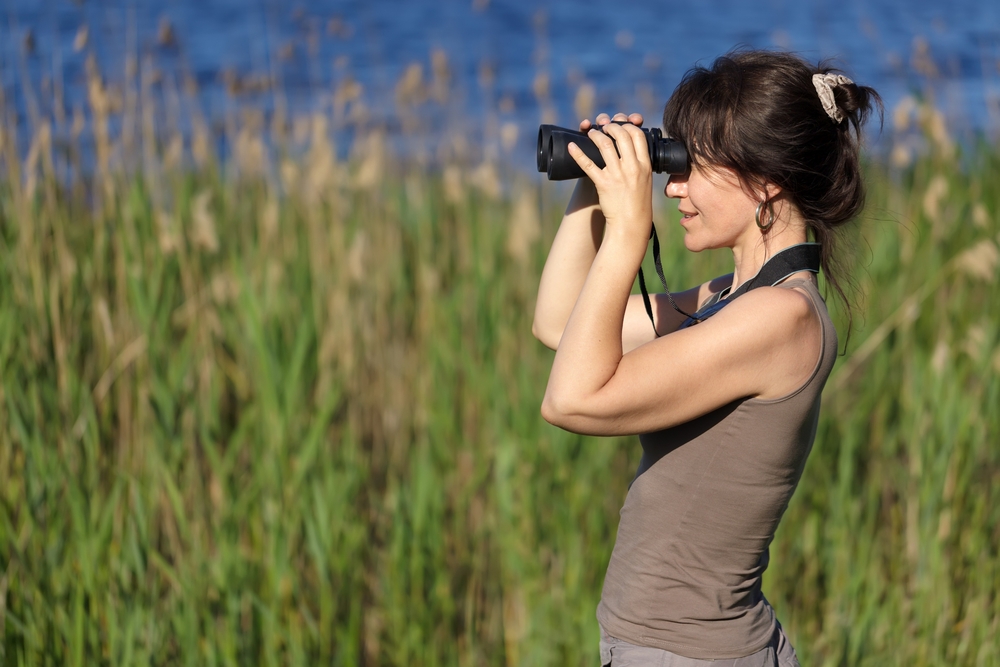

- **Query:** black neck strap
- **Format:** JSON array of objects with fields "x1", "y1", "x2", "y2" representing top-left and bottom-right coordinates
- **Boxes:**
[{"x1": 638, "y1": 228, "x2": 821, "y2": 334}]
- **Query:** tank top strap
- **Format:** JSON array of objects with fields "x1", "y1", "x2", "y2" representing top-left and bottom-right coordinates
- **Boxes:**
[{"x1": 774, "y1": 278, "x2": 825, "y2": 309}]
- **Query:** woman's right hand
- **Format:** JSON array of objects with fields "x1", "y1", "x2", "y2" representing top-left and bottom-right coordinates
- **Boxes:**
[{"x1": 573, "y1": 113, "x2": 644, "y2": 206}]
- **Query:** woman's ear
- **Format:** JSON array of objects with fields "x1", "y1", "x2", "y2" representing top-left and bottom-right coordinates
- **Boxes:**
[
  {"x1": 746, "y1": 179, "x2": 782, "y2": 206},
  {"x1": 762, "y1": 181, "x2": 782, "y2": 203}
]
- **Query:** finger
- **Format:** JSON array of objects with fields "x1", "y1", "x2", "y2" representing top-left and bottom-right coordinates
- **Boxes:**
[
  {"x1": 587, "y1": 126, "x2": 621, "y2": 161},
  {"x1": 607, "y1": 123, "x2": 652, "y2": 170},
  {"x1": 612, "y1": 112, "x2": 629, "y2": 123},
  {"x1": 581, "y1": 127, "x2": 619, "y2": 171},
  {"x1": 579, "y1": 118, "x2": 593, "y2": 132},
  {"x1": 602, "y1": 122, "x2": 638, "y2": 163},
  {"x1": 628, "y1": 112, "x2": 644, "y2": 127},
  {"x1": 567, "y1": 141, "x2": 603, "y2": 179},
  {"x1": 622, "y1": 123, "x2": 652, "y2": 167},
  {"x1": 596, "y1": 113, "x2": 619, "y2": 132}
]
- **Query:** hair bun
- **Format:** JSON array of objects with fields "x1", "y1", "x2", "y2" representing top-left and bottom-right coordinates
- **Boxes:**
[{"x1": 835, "y1": 81, "x2": 862, "y2": 115}]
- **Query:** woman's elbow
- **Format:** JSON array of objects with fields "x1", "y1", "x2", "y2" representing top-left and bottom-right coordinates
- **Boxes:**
[
  {"x1": 540, "y1": 390, "x2": 580, "y2": 430},
  {"x1": 531, "y1": 319, "x2": 560, "y2": 350},
  {"x1": 540, "y1": 394, "x2": 562, "y2": 428},
  {"x1": 542, "y1": 387, "x2": 626, "y2": 435}
]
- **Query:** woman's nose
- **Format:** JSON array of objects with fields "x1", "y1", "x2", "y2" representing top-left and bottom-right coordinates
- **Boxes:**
[{"x1": 664, "y1": 174, "x2": 688, "y2": 198}]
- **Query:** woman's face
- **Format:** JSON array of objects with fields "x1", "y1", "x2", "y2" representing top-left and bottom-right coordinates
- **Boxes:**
[{"x1": 664, "y1": 163, "x2": 761, "y2": 252}]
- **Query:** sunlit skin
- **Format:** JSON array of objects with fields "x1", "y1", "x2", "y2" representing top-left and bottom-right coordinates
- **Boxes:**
[{"x1": 533, "y1": 112, "x2": 823, "y2": 436}]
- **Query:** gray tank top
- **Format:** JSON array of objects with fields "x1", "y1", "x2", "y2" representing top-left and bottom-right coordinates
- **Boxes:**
[{"x1": 596, "y1": 279, "x2": 838, "y2": 660}]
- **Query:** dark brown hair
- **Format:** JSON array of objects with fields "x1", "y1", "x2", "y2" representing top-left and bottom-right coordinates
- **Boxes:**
[{"x1": 662, "y1": 48, "x2": 882, "y2": 334}]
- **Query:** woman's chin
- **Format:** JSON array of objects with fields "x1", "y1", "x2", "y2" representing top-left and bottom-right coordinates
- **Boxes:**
[{"x1": 682, "y1": 234, "x2": 706, "y2": 252}]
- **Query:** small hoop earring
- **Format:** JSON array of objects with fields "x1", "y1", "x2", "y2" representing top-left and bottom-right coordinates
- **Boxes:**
[{"x1": 755, "y1": 201, "x2": 776, "y2": 231}]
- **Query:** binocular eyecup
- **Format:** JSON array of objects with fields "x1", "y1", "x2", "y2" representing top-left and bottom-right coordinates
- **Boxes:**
[{"x1": 536, "y1": 123, "x2": 689, "y2": 181}]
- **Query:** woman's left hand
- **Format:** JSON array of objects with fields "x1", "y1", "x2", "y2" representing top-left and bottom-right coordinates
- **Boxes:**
[{"x1": 568, "y1": 112, "x2": 653, "y2": 244}]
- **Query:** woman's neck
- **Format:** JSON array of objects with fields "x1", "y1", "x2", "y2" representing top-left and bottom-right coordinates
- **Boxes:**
[{"x1": 729, "y1": 221, "x2": 809, "y2": 291}]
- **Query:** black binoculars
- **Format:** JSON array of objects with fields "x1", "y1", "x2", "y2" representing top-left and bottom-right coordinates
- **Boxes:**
[{"x1": 536, "y1": 123, "x2": 689, "y2": 181}]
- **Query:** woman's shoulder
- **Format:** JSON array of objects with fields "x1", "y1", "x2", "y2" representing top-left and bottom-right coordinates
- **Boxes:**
[
  {"x1": 708, "y1": 279, "x2": 826, "y2": 400},
  {"x1": 705, "y1": 279, "x2": 823, "y2": 357}
]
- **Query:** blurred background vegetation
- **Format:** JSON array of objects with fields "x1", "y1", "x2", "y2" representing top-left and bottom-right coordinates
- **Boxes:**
[{"x1": 1, "y1": 5, "x2": 999, "y2": 667}]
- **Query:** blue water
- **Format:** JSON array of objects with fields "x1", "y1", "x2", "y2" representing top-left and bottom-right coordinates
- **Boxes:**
[{"x1": 2, "y1": 0, "x2": 999, "y2": 168}]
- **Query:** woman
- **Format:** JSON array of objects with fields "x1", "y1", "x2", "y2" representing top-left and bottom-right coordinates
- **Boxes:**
[{"x1": 532, "y1": 50, "x2": 880, "y2": 666}]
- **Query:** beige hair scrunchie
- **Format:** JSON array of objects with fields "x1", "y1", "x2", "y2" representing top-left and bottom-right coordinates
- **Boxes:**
[{"x1": 812, "y1": 73, "x2": 853, "y2": 123}]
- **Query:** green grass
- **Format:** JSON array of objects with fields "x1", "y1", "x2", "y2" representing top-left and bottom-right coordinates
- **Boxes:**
[{"x1": 1, "y1": 59, "x2": 999, "y2": 667}]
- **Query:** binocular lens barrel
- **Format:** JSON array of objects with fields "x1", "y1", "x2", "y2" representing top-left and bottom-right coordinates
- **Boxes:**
[{"x1": 536, "y1": 124, "x2": 688, "y2": 181}]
